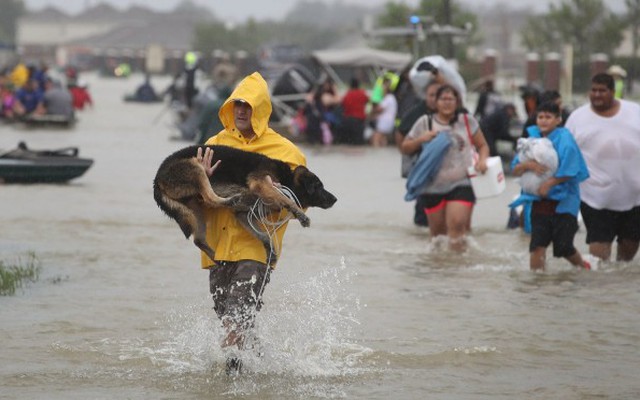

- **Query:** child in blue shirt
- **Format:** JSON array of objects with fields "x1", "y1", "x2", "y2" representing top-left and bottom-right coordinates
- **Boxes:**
[{"x1": 511, "y1": 102, "x2": 591, "y2": 271}]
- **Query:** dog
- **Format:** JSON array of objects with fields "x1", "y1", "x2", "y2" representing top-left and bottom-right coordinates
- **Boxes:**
[
  {"x1": 153, "y1": 144, "x2": 337, "y2": 264},
  {"x1": 516, "y1": 137, "x2": 558, "y2": 195}
]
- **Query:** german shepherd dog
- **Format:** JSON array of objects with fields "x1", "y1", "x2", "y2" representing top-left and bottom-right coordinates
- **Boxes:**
[{"x1": 153, "y1": 145, "x2": 337, "y2": 264}]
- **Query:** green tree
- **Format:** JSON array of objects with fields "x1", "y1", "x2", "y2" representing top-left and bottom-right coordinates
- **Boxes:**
[
  {"x1": 624, "y1": 0, "x2": 640, "y2": 93},
  {"x1": 415, "y1": 0, "x2": 478, "y2": 59},
  {"x1": 520, "y1": 0, "x2": 624, "y2": 88},
  {"x1": 375, "y1": 0, "x2": 477, "y2": 60},
  {"x1": 193, "y1": 20, "x2": 340, "y2": 56},
  {"x1": 0, "y1": 0, "x2": 25, "y2": 43},
  {"x1": 374, "y1": 2, "x2": 415, "y2": 54}
]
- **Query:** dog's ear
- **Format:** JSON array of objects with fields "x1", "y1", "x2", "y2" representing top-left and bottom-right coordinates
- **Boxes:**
[{"x1": 293, "y1": 166, "x2": 318, "y2": 194}]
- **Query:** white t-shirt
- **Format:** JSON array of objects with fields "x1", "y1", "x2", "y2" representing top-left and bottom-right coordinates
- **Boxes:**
[
  {"x1": 565, "y1": 99, "x2": 640, "y2": 211},
  {"x1": 375, "y1": 93, "x2": 398, "y2": 134}
]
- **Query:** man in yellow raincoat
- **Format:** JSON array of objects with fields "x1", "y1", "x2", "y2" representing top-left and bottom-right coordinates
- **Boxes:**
[{"x1": 197, "y1": 72, "x2": 306, "y2": 368}]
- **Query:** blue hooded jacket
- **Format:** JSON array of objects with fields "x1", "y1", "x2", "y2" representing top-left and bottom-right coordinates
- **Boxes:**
[{"x1": 510, "y1": 125, "x2": 589, "y2": 217}]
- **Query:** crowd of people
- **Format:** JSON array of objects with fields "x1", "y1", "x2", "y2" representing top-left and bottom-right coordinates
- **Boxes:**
[
  {"x1": 398, "y1": 66, "x2": 638, "y2": 273},
  {"x1": 0, "y1": 60, "x2": 93, "y2": 123},
  {"x1": 298, "y1": 73, "x2": 407, "y2": 147},
  {"x1": 287, "y1": 60, "x2": 639, "y2": 274}
]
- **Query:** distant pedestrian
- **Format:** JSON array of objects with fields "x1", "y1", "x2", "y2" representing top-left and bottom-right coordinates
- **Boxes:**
[
  {"x1": 370, "y1": 77, "x2": 397, "y2": 147},
  {"x1": 606, "y1": 65, "x2": 626, "y2": 99},
  {"x1": 479, "y1": 103, "x2": 518, "y2": 157},
  {"x1": 474, "y1": 79, "x2": 502, "y2": 120},
  {"x1": 337, "y1": 78, "x2": 368, "y2": 145}
]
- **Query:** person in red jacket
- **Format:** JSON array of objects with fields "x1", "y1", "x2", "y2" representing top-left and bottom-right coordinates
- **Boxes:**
[
  {"x1": 68, "y1": 81, "x2": 93, "y2": 110},
  {"x1": 337, "y1": 77, "x2": 369, "y2": 145}
]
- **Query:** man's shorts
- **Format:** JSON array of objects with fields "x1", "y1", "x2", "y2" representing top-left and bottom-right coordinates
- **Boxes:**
[
  {"x1": 580, "y1": 202, "x2": 640, "y2": 244},
  {"x1": 422, "y1": 185, "x2": 475, "y2": 214},
  {"x1": 529, "y1": 207, "x2": 578, "y2": 258},
  {"x1": 208, "y1": 260, "x2": 271, "y2": 328}
]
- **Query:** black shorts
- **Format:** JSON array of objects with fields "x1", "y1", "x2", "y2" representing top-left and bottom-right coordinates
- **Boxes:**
[
  {"x1": 422, "y1": 185, "x2": 475, "y2": 214},
  {"x1": 529, "y1": 210, "x2": 579, "y2": 258},
  {"x1": 580, "y1": 202, "x2": 640, "y2": 244},
  {"x1": 208, "y1": 260, "x2": 271, "y2": 329}
]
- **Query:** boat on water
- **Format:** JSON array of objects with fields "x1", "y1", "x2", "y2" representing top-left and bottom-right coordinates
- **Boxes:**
[
  {"x1": 20, "y1": 114, "x2": 77, "y2": 128},
  {"x1": 0, "y1": 142, "x2": 93, "y2": 183}
]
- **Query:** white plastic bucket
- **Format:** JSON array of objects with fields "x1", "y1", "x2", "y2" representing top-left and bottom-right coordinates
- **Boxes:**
[{"x1": 467, "y1": 156, "x2": 506, "y2": 199}]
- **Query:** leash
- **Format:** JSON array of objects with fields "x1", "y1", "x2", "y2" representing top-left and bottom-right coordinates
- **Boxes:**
[
  {"x1": 225, "y1": 185, "x2": 301, "y2": 369},
  {"x1": 248, "y1": 184, "x2": 302, "y2": 313}
]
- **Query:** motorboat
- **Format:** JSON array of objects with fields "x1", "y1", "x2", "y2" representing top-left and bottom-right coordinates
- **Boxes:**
[{"x1": 0, "y1": 141, "x2": 93, "y2": 183}]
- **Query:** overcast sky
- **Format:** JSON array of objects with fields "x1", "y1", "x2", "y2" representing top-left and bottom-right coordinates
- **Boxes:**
[{"x1": 24, "y1": 0, "x2": 627, "y2": 23}]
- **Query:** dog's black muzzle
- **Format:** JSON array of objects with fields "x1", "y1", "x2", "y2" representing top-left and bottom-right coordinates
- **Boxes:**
[{"x1": 317, "y1": 190, "x2": 337, "y2": 209}]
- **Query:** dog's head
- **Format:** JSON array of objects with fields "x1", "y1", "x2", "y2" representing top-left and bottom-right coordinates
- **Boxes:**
[{"x1": 292, "y1": 166, "x2": 337, "y2": 209}]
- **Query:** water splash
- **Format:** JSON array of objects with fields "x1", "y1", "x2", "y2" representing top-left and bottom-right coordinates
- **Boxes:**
[
  {"x1": 251, "y1": 257, "x2": 366, "y2": 377},
  {"x1": 135, "y1": 257, "x2": 373, "y2": 396}
]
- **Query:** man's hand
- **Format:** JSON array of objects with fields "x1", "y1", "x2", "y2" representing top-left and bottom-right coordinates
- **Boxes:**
[
  {"x1": 197, "y1": 147, "x2": 221, "y2": 177},
  {"x1": 265, "y1": 175, "x2": 282, "y2": 188},
  {"x1": 420, "y1": 130, "x2": 438, "y2": 143},
  {"x1": 538, "y1": 179, "x2": 553, "y2": 197},
  {"x1": 525, "y1": 160, "x2": 547, "y2": 176}
]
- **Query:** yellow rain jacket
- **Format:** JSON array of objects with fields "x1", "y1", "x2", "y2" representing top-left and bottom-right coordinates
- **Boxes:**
[
  {"x1": 202, "y1": 72, "x2": 306, "y2": 268},
  {"x1": 10, "y1": 63, "x2": 29, "y2": 89}
]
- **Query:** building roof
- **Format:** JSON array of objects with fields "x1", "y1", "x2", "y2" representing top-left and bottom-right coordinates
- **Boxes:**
[
  {"x1": 21, "y1": 2, "x2": 215, "y2": 53},
  {"x1": 65, "y1": 17, "x2": 196, "y2": 52}
]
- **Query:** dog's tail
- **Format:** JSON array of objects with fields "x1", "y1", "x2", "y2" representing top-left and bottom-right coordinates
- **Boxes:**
[
  {"x1": 153, "y1": 158, "x2": 234, "y2": 238},
  {"x1": 153, "y1": 180, "x2": 199, "y2": 239}
]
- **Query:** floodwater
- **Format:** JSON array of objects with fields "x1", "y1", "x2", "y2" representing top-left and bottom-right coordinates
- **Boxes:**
[{"x1": 1, "y1": 73, "x2": 640, "y2": 400}]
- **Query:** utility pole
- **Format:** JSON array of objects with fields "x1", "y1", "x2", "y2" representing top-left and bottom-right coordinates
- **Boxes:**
[{"x1": 443, "y1": 0, "x2": 454, "y2": 59}]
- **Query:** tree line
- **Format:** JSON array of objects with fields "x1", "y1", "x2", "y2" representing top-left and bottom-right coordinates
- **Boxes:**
[{"x1": 5, "y1": 0, "x2": 638, "y2": 90}]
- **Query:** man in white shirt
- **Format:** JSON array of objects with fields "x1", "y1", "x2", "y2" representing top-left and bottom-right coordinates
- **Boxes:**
[{"x1": 565, "y1": 73, "x2": 640, "y2": 262}]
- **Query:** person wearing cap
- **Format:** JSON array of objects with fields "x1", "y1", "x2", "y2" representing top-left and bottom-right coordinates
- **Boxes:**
[
  {"x1": 607, "y1": 64, "x2": 627, "y2": 99},
  {"x1": 196, "y1": 72, "x2": 307, "y2": 370},
  {"x1": 565, "y1": 72, "x2": 640, "y2": 263}
]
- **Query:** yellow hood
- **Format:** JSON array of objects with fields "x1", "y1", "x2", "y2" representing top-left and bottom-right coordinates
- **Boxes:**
[
  {"x1": 202, "y1": 72, "x2": 307, "y2": 268},
  {"x1": 218, "y1": 72, "x2": 272, "y2": 138}
]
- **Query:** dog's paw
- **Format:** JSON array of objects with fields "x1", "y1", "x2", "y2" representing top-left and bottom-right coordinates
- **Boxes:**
[
  {"x1": 222, "y1": 194, "x2": 243, "y2": 206},
  {"x1": 298, "y1": 214, "x2": 311, "y2": 227}
]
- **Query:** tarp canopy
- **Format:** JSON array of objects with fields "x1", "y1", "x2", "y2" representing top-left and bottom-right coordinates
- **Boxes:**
[{"x1": 311, "y1": 47, "x2": 412, "y2": 71}]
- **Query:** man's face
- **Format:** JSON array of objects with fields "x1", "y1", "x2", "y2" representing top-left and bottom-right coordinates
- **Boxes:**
[
  {"x1": 233, "y1": 101, "x2": 253, "y2": 135},
  {"x1": 589, "y1": 83, "x2": 614, "y2": 112}
]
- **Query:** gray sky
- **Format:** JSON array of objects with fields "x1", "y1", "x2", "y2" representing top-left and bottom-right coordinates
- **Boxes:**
[{"x1": 24, "y1": 0, "x2": 627, "y2": 23}]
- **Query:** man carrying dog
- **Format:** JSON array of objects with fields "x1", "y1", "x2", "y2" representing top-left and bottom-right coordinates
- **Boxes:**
[{"x1": 197, "y1": 72, "x2": 306, "y2": 372}]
